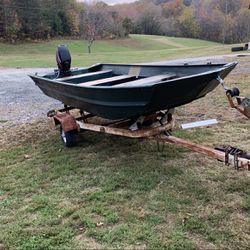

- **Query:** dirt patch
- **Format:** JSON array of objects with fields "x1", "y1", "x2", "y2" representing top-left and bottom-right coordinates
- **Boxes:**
[
  {"x1": 0, "y1": 119, "x2": 57, "y2": 150},
  {"x1": 190, "y1": 233, "x2": 217, "y2": 250},
  {"x1": 74, "y1": 234, "x2": 103, "y2": 249},
  {"x1": 153, "y1": 37, "x2": 187, "y2": 48}
]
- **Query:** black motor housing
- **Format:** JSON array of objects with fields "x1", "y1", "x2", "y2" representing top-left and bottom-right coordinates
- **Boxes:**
[{"x1": 56, "y1": 45, "x2": 71, "y2": 76}]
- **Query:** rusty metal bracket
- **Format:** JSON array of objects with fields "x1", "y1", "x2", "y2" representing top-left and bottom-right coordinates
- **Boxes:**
[
  {"x1": 53, "y1": 112, "x2": 79, "y2": 132},
  {"x1": 226, "y1": 94, "x2": 250, "y2": 119},
  {"x1": 47, "y1": 106, "x2": 76, "y2": 118},
  {"x1": 217, "y1": 76, "x2": 250, "y2": 119}
]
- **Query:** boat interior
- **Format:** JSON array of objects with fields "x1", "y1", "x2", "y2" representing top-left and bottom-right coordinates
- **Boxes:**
[
  {"x1": 55, "y1": 68, "x2": 177, "y2": 87},
  {"x1": 41, "y1": 45, "x2": 228, "y2": 88}
]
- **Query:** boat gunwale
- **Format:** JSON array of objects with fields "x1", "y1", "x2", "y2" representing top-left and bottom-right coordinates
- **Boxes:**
[{"x1": 30, "y1": 61, "x2": 237, "y2": 89}]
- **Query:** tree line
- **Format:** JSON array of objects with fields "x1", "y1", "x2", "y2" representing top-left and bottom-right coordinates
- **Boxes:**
[
  {"x1": 0, "y1": 0, "x2": 81, "y2": 42},
  {"x1": 112, "y1": 0, "x2": 250, "y2": 44},
  {"x1": 0, "y1": 0, "x2": 130, "y2": 44},
  {"x1": 0, "y1": 0, "x2": 250, "y2": 45}
]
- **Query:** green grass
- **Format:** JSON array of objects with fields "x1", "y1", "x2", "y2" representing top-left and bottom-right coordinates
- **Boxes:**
[
  {"x1": 0, "y1": 34, "x2": 239, "y2": 68},
  {"x1": 1, "y1": 120, "x2": 250, "y2": 249},
  {"x1": 0, "y1": 36, "x2": 250, "y2": 249},
  {"x1": 166, "y1": 36, "x2": 220, "y2": 47}
]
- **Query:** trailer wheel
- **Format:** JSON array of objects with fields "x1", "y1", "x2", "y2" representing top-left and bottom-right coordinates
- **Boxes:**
[{"x1": 60, "y1": 127, "x2": 77, "y2": 147}]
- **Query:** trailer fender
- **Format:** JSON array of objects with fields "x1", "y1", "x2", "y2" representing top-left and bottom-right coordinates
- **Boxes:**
[{"x1": 53, "y1": 112, "x2": 79, "y2": 132}]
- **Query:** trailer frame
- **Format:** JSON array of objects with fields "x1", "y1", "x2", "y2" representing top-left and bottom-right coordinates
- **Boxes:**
[{"x1": 47, "y1": 106, "x2": 250, "y2": 171}]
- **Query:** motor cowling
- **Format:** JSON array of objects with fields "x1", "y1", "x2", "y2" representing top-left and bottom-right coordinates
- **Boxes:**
[{"x1": 56, "y1": 45, "x2": 71, "y2": 76}]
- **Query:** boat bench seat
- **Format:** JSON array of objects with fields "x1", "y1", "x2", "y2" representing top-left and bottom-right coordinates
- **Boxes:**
[
  {"x1": 113, "y1": 73, "x2": 176, "y2": 87},
  {"x1": 78, "y1": 75, "x2": 136, "y2": 87},
  {"x1": 57, "y1": 70, "x2": 113, "y2": 84}
]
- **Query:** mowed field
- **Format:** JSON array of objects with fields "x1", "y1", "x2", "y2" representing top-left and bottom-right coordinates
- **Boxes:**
[
  {"x1": 0, "y1": 34, "x2": 239, "y2": 68},
  {"x1": 0, "y1": 35, "x2": 250, "y2": 249}
]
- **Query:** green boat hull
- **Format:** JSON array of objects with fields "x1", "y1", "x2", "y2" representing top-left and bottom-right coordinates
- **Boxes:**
[{"x1": 30, "y1": 62, "x2": 237, "y2": 120}]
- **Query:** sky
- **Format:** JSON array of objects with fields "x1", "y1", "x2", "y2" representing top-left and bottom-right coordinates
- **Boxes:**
[{"x1": 77, "y1": 0, "x2": 137, "y2": 5}]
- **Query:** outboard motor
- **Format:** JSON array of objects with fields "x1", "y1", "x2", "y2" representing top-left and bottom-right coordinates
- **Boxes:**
[{"x1": 56, "y1": 45, "x2": 71, "y2": 76}]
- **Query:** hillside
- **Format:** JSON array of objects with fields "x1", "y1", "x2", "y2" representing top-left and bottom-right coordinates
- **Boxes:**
[{"x1": 0, "y1": 34, "x2": 235, "y2": 68}]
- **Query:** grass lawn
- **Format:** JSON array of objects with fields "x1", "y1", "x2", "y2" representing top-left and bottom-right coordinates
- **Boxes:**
[
  {"x1": 0, "y1": 35, "x2": 250, "y2": 249},
  {"x1": 0, "y1": 34, "x2": 241, "y2": 68}
]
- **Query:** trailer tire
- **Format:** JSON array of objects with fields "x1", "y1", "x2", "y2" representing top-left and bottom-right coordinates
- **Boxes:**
[{"x1": 60, "y1": 127, "x2": 77, "y2": 147}]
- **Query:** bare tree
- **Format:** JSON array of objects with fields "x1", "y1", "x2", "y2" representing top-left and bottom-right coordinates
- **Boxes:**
[{"x1": 80, "y1": 6, "x2": 108, "y2": 54}]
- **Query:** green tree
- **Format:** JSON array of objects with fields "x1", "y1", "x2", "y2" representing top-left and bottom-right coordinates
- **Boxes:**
[
  {"x1": 53, "y1": 14, "x2": 63, "y2": 36},
  {"x1": 122, "y1": 17, "x2": 134, "y2": 37},
  {"x1": 178, "y1": 7, "x2": 200, "y2": 38}
]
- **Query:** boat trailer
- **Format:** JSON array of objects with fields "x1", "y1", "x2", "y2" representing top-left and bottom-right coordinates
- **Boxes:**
[{"x1": 47, "y1": 106, "x2": 250, "y2": 171}]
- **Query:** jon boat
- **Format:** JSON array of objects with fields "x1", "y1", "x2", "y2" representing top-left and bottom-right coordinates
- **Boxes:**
[
  {"x1": 29, "y1": 46, "x2": 250, "y2": 170},
  {"x1": 30, "y1": 45, "x2": 237, "y2": 120}
]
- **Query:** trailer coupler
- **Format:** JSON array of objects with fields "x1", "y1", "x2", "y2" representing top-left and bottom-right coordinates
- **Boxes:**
[
  {"x1": 215, "y1": 145, "x2": 250, "y2": 170},
  {"x1": 160, "y1": 134, "x2": 250, "y2": 171}
]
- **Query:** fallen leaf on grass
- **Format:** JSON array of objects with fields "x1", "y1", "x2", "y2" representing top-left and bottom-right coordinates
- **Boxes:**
[{"x1": 96, "y1": 222, "x2": 104, "y2": 227}]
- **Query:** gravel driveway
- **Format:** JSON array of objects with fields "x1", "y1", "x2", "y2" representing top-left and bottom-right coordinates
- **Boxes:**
[
  {"x1": 0, "y1": 54, "x2": 248, "y2": 127},
  {"x1": 0, "y1": 68, "x2": 60, "y2": 127}
]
